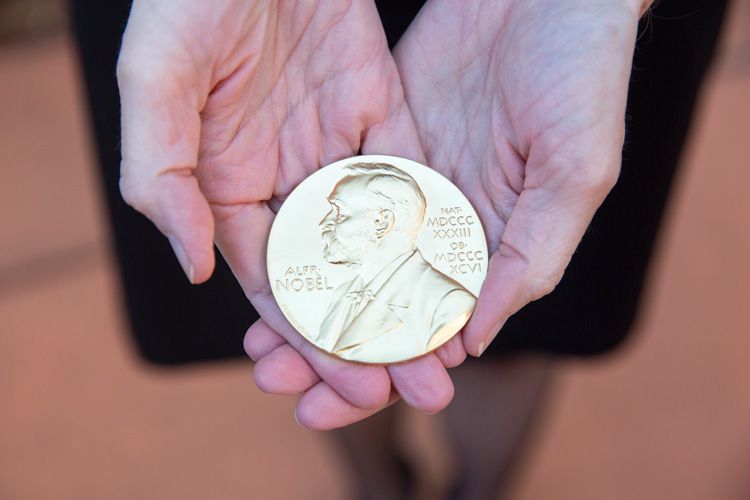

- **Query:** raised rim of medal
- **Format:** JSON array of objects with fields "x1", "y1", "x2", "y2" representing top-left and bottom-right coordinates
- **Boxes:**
[{"x1": 265, "y1": 155, "x2": 488, "y2": 365}]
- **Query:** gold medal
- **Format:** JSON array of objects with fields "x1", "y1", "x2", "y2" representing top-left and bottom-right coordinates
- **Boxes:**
[{"x1": 267, "y1": 155, "x2": 488, "y2": 364}]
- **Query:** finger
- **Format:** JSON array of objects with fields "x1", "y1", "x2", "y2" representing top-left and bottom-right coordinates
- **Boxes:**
[
  {"x1": 244, "y1": 319, "x2": 287, "y2": 361},
  {"x1": 214, "y1": 202, "x2": 392, "y2": 410},
  {"x1": 388, "y1": 353, "x2": 454, "y2": 413},
  {"x1": 366, "y1": 108, "x2": 457, "y2": 413},
  {"x1": 296, "y1": 382, "x2": 401, "y2": 431},
  {"x1": 361, "y1": 86, "x2": 460, "y2": 414},
  {"x1": 117, "y1": 7, "x2": 216, "y2": 283},
  {"x1": 434, "y1": 333, "x2": 467, "y2": 369},
  {"x1": 367, "y1": 117, "x2": 458, "y2": 413},
  {"x1": 254, "y1": 344, "x2": 321, "y2": 395},
  {"x1": 247, "y1": 279, "x2": 459, "y2": 413},
  {"x1": 463, "y1": 141, "x2": 621, "y2": 356}
]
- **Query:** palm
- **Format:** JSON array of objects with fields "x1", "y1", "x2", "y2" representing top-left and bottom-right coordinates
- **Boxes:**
[
  {"x1": 203, "y1": 1, "x2": 454, "y2": 412},
  {"x1": 394, "y1": 0, "x2": 640, "y2": 351},
  {"x1": 242, "y1": 0, "x2": 643, "y2": 426},
  {"x1": 188, "y1": 1, "x2": 420, "y2": 332}
]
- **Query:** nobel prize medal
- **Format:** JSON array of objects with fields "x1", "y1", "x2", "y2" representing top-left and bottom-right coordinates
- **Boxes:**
[{"x1": 266, "y1": 155, "x2": 488, "y2": 364}]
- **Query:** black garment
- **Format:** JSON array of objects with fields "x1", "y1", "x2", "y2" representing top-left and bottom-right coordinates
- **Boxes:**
[{"x1": 70, "y1": 0, "x2": 728, "y2": 365}]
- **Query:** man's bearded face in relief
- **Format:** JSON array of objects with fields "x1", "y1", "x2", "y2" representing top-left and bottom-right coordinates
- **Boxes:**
[{"x1": 319, "y1": 177, "x2": 379, "y2": 266}]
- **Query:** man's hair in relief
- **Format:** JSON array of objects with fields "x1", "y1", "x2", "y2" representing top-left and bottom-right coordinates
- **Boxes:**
[{"x1": 343, "y1": 162, "x2": 427, "y2": 231}]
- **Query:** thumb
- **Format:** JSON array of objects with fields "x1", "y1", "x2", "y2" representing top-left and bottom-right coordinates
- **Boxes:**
[
  {"x1": 117, "y1": 9, "x2": 215, "y2": 283},
  {"x1": 462, "y1": 141, "x2": 621, "y2": 356}
]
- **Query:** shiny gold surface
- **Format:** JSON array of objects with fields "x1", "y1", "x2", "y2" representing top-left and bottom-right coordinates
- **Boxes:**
[{"x1": 267, "y1": 155, "x2": 488, "y2": 364}]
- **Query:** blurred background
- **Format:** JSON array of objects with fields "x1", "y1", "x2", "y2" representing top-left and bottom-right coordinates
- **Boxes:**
[{"x1": 1, "y1": 0, "x2": 749, "y2": 499}]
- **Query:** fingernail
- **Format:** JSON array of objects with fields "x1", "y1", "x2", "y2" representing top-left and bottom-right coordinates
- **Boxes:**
[
  {"x1": 478, "y1": 318, "x2": 506, "y2": 357},
  {"x1": 167, "y1": 235, "x2": 194, "y2": 284}
]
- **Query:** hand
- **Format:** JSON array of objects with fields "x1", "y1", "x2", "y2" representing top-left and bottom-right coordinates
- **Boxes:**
[
  {"x1": 392, "y1": 0, "x2": 646, "y2": 355},
  {"x1": 247, "y1": 0, "x2": 649, "y2": 427},
  {"x1": 117, "y1": 0, "x2": 462, "y2": 427}
]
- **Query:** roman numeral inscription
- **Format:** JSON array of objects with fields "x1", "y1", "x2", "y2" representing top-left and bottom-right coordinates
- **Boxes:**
[
  {"x1": 429, "y1": 207, "x2": 485, "y2": 275},
  {"x1": 433, "y1": 250, "x2": 484, "y2": 275},
  {"x1": 426, "y1": 206, "x2": 476, "y2": 240}
]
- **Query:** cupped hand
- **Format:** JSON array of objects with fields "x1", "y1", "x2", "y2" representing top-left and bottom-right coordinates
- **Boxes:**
[
  {"x1": 117, "y1": 0, "x2": 461, "y2": 426},
  {"x1": 393, "y1": 0, "x2": 648, "y2": 355},
  {"x1": 247, "y1": 0, "x2": 650, "y2": 427}
]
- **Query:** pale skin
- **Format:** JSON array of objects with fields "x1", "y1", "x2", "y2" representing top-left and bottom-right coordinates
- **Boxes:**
[
  {"x1": 118, "y1": 0, "x2": 462, "y2": 423},
  {"x1": 118, "y1": 0, "x2": 651, "y2": 429}
]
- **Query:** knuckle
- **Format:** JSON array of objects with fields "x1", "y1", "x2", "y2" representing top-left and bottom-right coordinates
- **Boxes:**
[
  {"x1": 570, "y1": 146, "x2": 621, "y2": 196},
  {"x1": 118, "y1": 170, "x2": 152, "y2": 213},
  {"x1": 529, "y1": 267, "x2": 566, "y2": 301},
  {"x1": 564, "y1": 158, "x2": 621, "y2": 196},
  {"x1": 533, "y1": 278, "x2": 559, "y2": 300},
  {"x1": 116, "y1": 49, "x2": 166, "y2": 91},
  {"x1": 115, "y1": 51, "x2": 138, "y2": 86},
  {"x1": 539, "y1": 137, "x2": 622, "y2": 198},
  {"x1": 587, "y1": 164, "x2": 620, "y2": 193}
]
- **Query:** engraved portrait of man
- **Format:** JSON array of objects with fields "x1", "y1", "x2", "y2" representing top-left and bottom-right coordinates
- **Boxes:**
[{"x1": 317, "y1": 162, "x2": 476, "y2": 363}]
